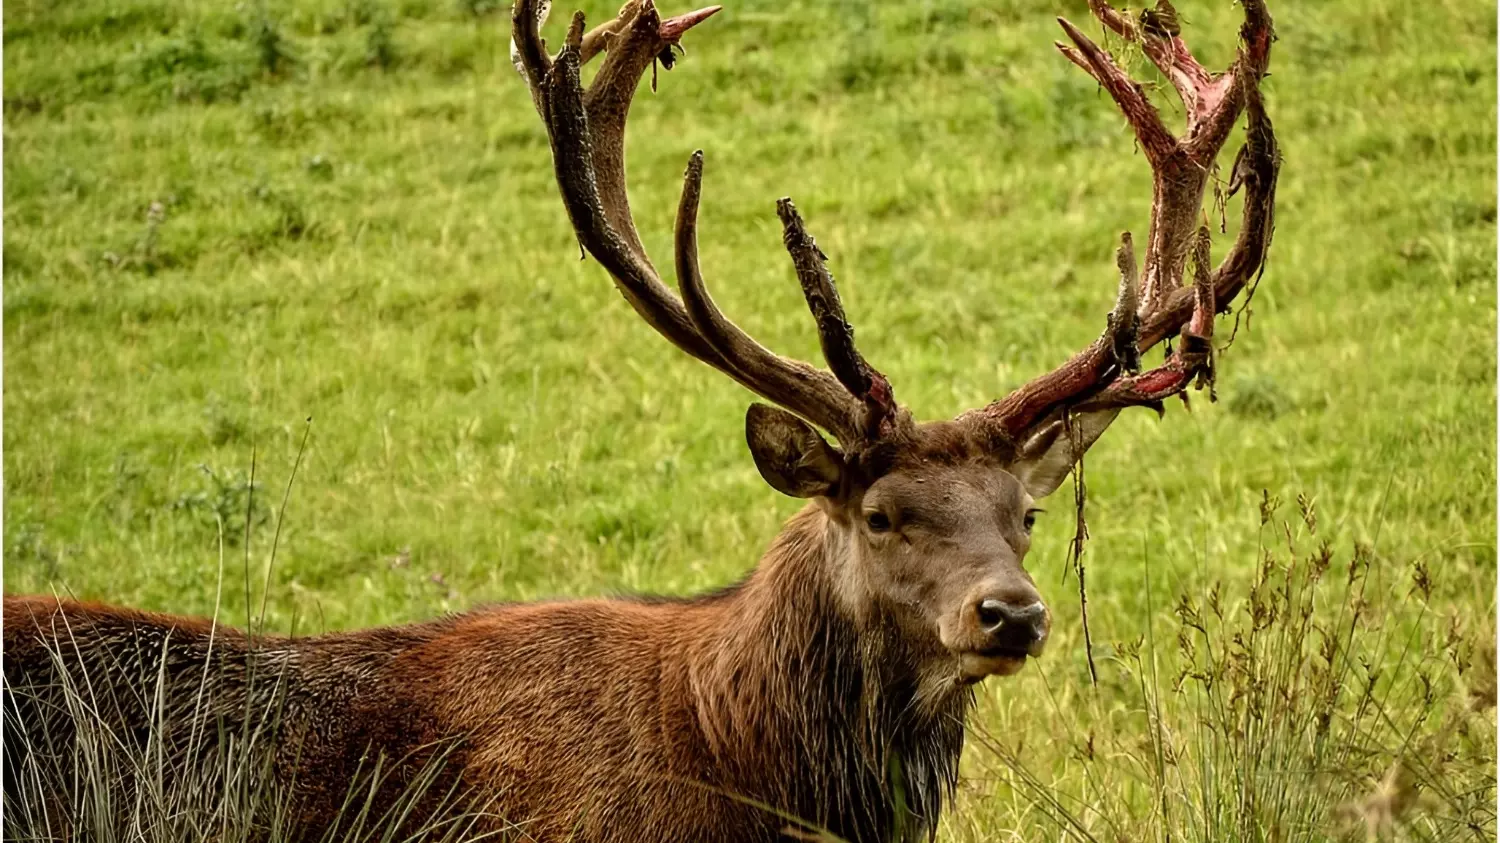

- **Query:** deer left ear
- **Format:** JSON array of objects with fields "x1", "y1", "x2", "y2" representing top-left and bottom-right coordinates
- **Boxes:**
[
  {"x1": 1010, "y1": 409, "x2": 1121, "y2": 499},
  {"x1": 745, "y1": 404, "x2": 844, "y2": 499}
]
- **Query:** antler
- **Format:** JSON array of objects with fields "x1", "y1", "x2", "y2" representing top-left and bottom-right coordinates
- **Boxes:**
[
  {"x1": 511, "y1": 0, "x2": 898, "y2": 448},
  {"x1": 964, "y1": 0, "x2": 1279, "y2": 444}
]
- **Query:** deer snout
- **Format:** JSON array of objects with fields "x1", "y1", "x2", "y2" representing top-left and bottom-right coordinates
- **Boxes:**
[
  {"x1": 974, "y1": 598, "x2": 1049, "y2": 657},
  {"x1": 941, "y1": 583, "x2": 1051, "y2": 680}
]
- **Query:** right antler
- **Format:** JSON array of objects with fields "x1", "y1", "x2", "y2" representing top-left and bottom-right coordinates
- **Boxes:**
[
  {"x1": 963, "y1": 0, "x2": 1279, "y2": 447},
  {"x1": 511, "y1": 0, "x2": 898, "y2": 449}
]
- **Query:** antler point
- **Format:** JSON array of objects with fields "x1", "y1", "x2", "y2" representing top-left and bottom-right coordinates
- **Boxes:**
[{"x1": 566, "y1": 11, "x2": 586, "y2": 48}]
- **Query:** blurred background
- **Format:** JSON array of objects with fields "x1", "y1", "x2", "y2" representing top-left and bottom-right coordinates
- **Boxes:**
[{"x1": 4, "y1": 0, "x2": 1495, "y2": 837}]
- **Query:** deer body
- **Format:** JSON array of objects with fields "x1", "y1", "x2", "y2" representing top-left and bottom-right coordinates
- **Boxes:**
[
  {"x1": 7, "y1": 506, "x2": 971, "y2": 841},
  {"x1": 4, "y1": 0, "x2": 1278, "y2": 839}
]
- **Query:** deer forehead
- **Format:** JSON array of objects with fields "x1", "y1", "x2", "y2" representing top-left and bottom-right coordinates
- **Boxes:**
[{"x1": 860, "y1": 465, "x2": 1033, "y2": 526}]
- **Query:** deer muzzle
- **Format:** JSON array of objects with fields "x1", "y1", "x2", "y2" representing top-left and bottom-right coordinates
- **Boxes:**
[{"x1": 946, "y1": 591, "x2": 1050, "y2": 683}]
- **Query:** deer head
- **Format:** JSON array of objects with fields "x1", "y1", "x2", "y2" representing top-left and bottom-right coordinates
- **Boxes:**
[{"x1": 511, "y1": 0, "x2": 1277, "y2": 684}]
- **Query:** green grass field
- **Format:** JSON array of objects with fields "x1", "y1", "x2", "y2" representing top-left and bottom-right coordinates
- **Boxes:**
[{"x1": 4, "y1": 0, "x2": 1496, "y2": 838}]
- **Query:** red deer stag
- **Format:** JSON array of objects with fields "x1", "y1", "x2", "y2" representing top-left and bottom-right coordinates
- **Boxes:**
[{"x1": 4, "y1": 1, "x2": 1278, "y2": 840}]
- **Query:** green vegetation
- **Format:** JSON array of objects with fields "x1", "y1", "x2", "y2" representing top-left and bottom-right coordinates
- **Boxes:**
[{"x1": 4, "y1": 0, "x2": 1494, "y2": 838}]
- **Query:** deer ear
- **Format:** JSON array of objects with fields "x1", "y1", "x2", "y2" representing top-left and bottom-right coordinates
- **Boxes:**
[
  {"x1": 745, "y1": 404, "x2": 844, "y2": 499},
  {"x1": 1010, "y1": 409, "x2": 1121, "y2": 499}
]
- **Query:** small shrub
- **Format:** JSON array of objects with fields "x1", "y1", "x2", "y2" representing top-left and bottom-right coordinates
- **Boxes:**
[
  {"x1": 832, "y1": 44, "x2": 908, "y2": 93},
  {"x1": 170, "y1": 465, "x2": 268, "y2": 546},
  {"x1": 121, "y1": 31, "x2": 255, "y2": 103},
  {"x1": 133, "y1": 32, "x2": 218, "y2": 82},
  {"x1": 251, "y1": 13, "x2": 295, "y2": 76},
  {"x1": 203, "y1": 399, "x2": 250, "y2": 447},
  {"x1": 250, "y1": 101, "x2": 305, "y2": 140},
  {"x1": 247, "y1": 183, "x2": 318, "y2": 242},
  {"x1": 365, "y1": 12, "x2": 398, "y2": 71},
  {"x1": 3, "y1": 94, "x2": 46, "y2": 119},
  {"x1": 1228, "y1": 373, "x2": 1292, "y2": 419},
  {"x1": 7, "y1": 520, "x2": 60, "y2": 580}
]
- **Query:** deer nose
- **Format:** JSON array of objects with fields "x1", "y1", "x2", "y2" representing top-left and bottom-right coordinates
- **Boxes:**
[{"x1": 975, "y1": 598, "x2": 1049, "y2": 655}]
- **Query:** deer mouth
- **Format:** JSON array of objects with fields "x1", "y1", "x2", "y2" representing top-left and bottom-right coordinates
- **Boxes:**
[{"x1": 956, "y1": 647, "x2": 1030, "y2": 683}]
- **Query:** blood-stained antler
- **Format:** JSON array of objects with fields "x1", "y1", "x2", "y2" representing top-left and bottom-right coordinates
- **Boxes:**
[
  {"x1": 964, "y1": 0, "x2": 1278, "y2": 447},
  {"x1": 511, "y1": 0, "x2": 898, "y2": 449}
]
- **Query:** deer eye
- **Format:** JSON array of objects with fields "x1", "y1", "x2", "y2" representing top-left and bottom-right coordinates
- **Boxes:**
[
  {"x1": 1023, "y1": 510, "x2": 1039, "y2": 533},
  {"x1": 866, "y1": 511, "x2": 892, "y2": 533}
]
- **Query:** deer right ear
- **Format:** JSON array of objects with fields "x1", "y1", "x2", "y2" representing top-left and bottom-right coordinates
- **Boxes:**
[
  {"x1": 1010, "y1": 409, "x2": 1121, "y2": 499},
  {"x1": 745, "y1": 404, "x2": 844, "y2": 498}
]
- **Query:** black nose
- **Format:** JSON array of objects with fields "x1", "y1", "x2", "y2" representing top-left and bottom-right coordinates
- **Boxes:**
[{"x1": 976, "y1": 599, "x2": 1047, "y2": 652}]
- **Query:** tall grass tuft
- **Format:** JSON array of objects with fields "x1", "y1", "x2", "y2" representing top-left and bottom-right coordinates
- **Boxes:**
[
  {"x1": 1, "y1": 624, "x2": 503, "y2": 842},
  {"x1": 972, "y1": 492, "x2": 1497, "y2": 842}
]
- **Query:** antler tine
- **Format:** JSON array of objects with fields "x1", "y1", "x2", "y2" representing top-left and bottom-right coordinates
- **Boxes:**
[
  {"x1": 970, "y1": 0, "x2": 1277, "y2": 444},
  {"x1": 526, "y1": 7, "x2": 724, "y2": 369},
  {"x1": 1083, "y1": 0, "x2": 1217, "y2": 126},
  {"x1": 1054, "y1": 18, "x2": 1176, "y2": 163},
  {"x1": 1108, "y1": 232, "x2": 1142, "y2": 375},
  {"x1": 580, "y1": 2, "x2": 691, "y2": 271},
  {"x1": 777, "y1": 200, "x2": 897, "y2": 440},
  {"x1": 517, "y1": 0, "x2": 888, "y2": 450},
  {"x1": 1188, "y1": 0, "x2": 1274, "y2": 158},
  {"x1": 511, "y1": 0, "x2": 649, "y2": 107},
  {"x1": 675, "y1": 153, "x2": 877, "y2": 446},
  {"x1": 1071, "y1": 226, "x2": 1215, "y2": 416},
  {"x1": 1207, "y1": 65, "x2": 1278, "y2": 304},
  {"x1": 1140, "y1": 45, "x2": 1280, "y2": 351},
  {"x1": 510, "y1": 0, "x2": 552, "y2": 95}
]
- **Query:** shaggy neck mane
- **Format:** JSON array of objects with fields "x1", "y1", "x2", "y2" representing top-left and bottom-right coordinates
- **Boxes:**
[{"x1": 687, "y1": 507, "x2": 972, "y2": 842}]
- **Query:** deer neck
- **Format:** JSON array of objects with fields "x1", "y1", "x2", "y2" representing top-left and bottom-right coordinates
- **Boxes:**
[{"x1": 687, "y1": 505, "x2": 969, "y2": 838}]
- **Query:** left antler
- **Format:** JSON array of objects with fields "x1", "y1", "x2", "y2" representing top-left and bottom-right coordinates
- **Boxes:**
[
  {"x1": 964, "y1": 0, "x2": 1279, "y2": 446},
  {"x1": 510, "y1": 0, "x2": 900, "y2": 449}
]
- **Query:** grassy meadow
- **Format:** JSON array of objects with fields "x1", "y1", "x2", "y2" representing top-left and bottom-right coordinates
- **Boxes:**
[{"x1": 4, "y1": 0, "x2": 1496, "y2": 838}]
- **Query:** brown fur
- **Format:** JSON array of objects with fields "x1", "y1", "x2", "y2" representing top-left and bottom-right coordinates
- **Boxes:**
[{"x1": 4, "y1": 429, "x2": 1052, "y2": 842}]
